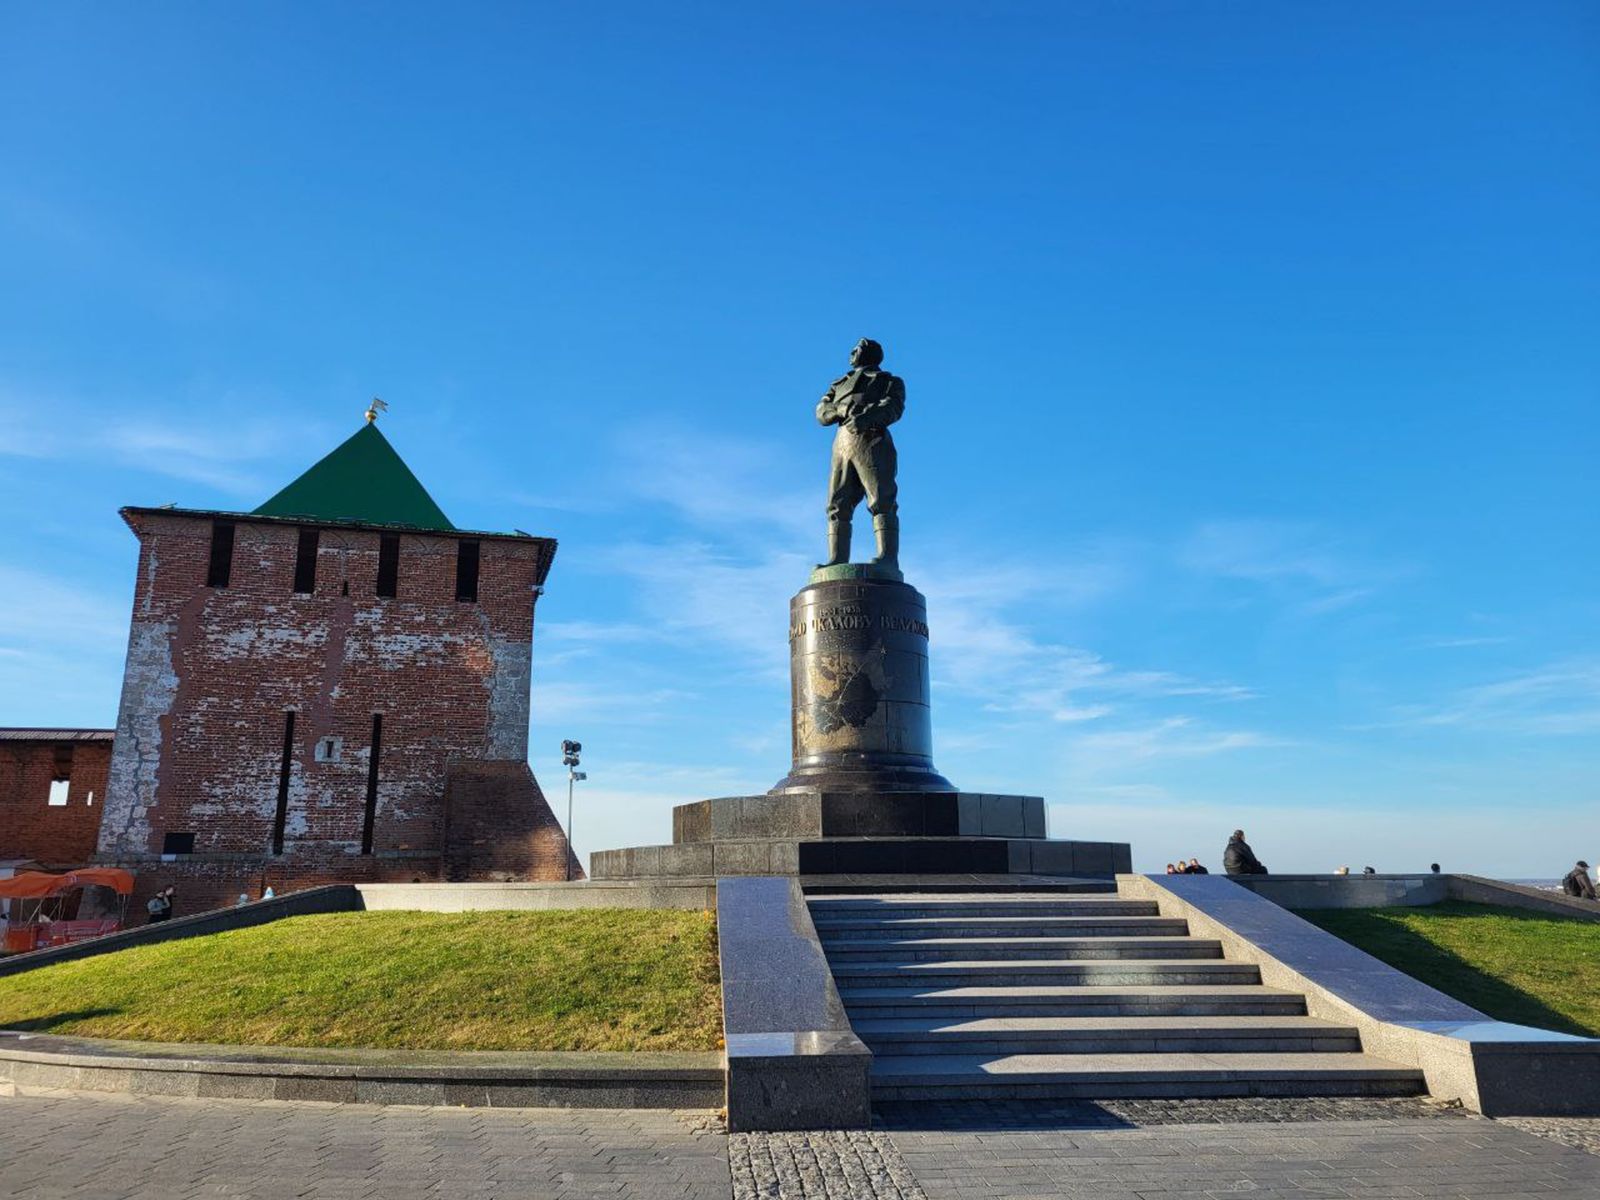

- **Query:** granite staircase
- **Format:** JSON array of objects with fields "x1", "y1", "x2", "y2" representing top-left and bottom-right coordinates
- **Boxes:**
[{"x1": 809, "y1": 889, "x2": 1426, "y2": 1102}]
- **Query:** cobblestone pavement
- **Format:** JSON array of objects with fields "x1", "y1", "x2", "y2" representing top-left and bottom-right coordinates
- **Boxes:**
[
  {"x1": 730, "y1": 1130, "x2": 926, "y2": 1200},
  {"x1": 0, "y1": 1087, "x2": 729, "y2": 1199},
  {"x1": 1501, "y1": 1118, "x2": 1600, "y2": 1157}
]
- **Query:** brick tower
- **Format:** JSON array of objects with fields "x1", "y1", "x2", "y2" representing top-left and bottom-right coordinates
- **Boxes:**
[{"x1": 97, "y1": 414, "x2": 577, "y2": 911}]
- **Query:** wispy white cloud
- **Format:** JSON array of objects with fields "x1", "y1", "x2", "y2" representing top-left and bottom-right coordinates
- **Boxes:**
[
  {"x1": 100, "y1": 420, "x2": 280, "y2": 495},
  {"x1": 0, "y1": 390, "x2": 292, "y2": 497},
  {"x1": 1419, "y1": 635, "x2": 1513, "y2": 650},
  {"x1": 1179, "y1": 518, "x2": 1401, "y2": 615},
  {"x1": 1063, "y1": 716, "x2": 1283, "y2": 771},
  {"x1": 1390, "y1": 659, "x2": 1600, "y2": 737},
  {"x1": 597, "y1": 541, "x2": 808, "y2": 677},
  {"x1": 0, "y1": 565, "x2": 127, "y2": 653},
  {"x1": 1182, "y1": 519, "x2": 1353, "y2": 586},
  {"x1": 530, "y1": 680, "x2": 698, "y2": 726},
  {"x1": 536, "y1": 620, "x2": 671, "y2": 667},
  {"x1": 611, "y1": 424, "x2": 815, "y2": 542},
  {"x1": 0, "y1": 566, "x2": 128, "y2": 725},
  {"x1": 919, "y1": 553, "x2": 1251, "y2": 724}
]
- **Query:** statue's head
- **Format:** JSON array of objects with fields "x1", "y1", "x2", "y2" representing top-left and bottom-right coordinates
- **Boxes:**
[{"x1": 850, "y1": 338, "x2": 885, "y2": 369}]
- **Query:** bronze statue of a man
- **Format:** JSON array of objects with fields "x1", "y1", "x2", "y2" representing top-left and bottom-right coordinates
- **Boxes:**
[{"x1": 817, "y1": 337, "x2": 904, "y2": 568}]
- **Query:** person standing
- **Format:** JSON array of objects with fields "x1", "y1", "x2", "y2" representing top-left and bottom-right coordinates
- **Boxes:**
[
  {"x1": 1186, "y1": 858, "x2": 1209, "y2": 875},
  {"x1": 145, "y1": 887, "x2": 174, "y2": 924}
]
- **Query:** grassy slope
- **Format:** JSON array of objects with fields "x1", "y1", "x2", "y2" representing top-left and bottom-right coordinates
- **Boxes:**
[
  {"x1": 1298, "y1": 901, "x2": 1600, "y2": 1037},
  {"x1": 0, "y1": 909, "x2": 721, "y2": 1051}
]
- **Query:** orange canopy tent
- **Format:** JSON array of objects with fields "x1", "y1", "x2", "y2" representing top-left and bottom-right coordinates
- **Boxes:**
[{"x1": 0, "y1": 868, "x2": 135, "y2": 899}]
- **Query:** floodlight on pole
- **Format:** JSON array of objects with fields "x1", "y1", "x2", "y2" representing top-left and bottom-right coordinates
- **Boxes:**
[{"x1": 561, "y1": 740, "x2": 584, "y2": 881}]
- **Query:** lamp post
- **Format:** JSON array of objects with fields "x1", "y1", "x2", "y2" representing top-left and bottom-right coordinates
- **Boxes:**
[{"x1": 561, "y1": 740, "x2": 585, "y2": 882}]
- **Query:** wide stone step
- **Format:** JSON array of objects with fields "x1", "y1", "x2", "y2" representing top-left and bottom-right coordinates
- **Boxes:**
[
  {"x1": 850, "y1": 1015, "x2": 1362, "y2": 1055},
  {"x1": 809, "y1": 896, "x2": 1160, "y2": 919},
  {"x1": 822, "y1": 936, "x2": 1223, "y2": 962},
  {"x1": 829, "y1": 959, "x2": 1261, "y2": 988},
  {"x1": 868, "y1": 1051, "x2": 1426, "y2": 1101},
  {"x1": 813, "y1": 915, "x2": 1189, "y2": 937},
  {"x1": 836, "y1": 984, "x2": 1308, "y2": 1018}
]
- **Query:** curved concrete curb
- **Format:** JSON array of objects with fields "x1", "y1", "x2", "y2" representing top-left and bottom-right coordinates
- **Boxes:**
[{"x1": 0, "y1": 1031, "x2": 724, "y2": 1109}]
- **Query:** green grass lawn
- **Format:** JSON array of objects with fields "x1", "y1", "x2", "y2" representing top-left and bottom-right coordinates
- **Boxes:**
[
  {"x1": 0, "y1": 909, "x2": 721, "y2": 1051},
  {"x1": 1297, "y1": 901, "x2": 1600, "y2": 1037}
]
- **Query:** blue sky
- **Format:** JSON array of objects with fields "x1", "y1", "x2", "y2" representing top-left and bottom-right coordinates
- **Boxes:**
[{"x1": 1, "y1": 3, "x2": 1596, "y2": 875}]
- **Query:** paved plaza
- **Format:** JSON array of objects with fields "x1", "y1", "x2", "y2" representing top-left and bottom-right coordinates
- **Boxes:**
[{"x1": 5, "y1": 1087, "x2": 1600, "y2": 1199}]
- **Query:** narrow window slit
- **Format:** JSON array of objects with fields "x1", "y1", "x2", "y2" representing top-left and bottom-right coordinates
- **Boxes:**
[
  {"x1": 293, "y1": 528, "x2": 319, "y2": 594},
  {"x1": 206, "y1": 520, "x2": 235, "y2": 588},
  {"x1": 377, "y1": 534, "x2": 400, "y2": 598},
  {"x1": 455, "y1": 538, "x2": 480, "y2": 603},
  {"x1": 361, "y1": 714, "x2": 383, "y2": 855},
  {"x1": 272, "y1": 711, "x2": 296, "y2": 855}
]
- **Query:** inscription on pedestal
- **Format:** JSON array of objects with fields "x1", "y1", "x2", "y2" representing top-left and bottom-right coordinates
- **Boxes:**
[{"x1": 789, "y1": 608, "x2": 930, "y2": 640}]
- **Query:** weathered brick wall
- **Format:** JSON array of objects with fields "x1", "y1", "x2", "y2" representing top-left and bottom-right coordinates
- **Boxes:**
[
  {"x1": 97, "y1": 511, "x2": 571, "y2": 895},
  {"x1": 115, "y1": 848, "x2": 442, "y2": 921},
  {"x1": 443, "y1": 761, "x2": 584, "y2": 882},
  {"x1": 0, "y1": 740, "x2": 111, "y2": 866}
]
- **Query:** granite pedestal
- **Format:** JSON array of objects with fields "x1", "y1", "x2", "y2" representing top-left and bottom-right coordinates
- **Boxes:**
[
  {"x1": 588, "y1": 568, "x2": 1131, "y2": 882},
  {"x1": 771, "y1": 572, "x2": 952, "y2": 793}
]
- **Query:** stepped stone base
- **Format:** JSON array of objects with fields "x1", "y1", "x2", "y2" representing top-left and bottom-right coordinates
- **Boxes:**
[
  {"x1": 591, "y1": 789, "x2": 1130, "y2": 881},
  {"x1": 672, "y1": 791, "x2": 1046, "y2": 842},
  {"x1": 589, "y1": 835, "x2": 1130, "y2": 881}
]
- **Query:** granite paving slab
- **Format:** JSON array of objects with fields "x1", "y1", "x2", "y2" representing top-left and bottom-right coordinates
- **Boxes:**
[
  {"x1": 1501, "y1": 1117, "x2": 1600, "y2": 1157},
  {"x1": 8, "y1": 1083, "x2": 1600, "y2": 1198},
  {"x1": 0, "y1": 1086, "x2": 729, "y2": 1199},
  {"x1": 885, "y1": 1103, "x2": 1600, "y2": 1199}
]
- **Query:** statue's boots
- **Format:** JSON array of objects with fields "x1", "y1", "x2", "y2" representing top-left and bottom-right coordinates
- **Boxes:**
[
  {"x1": 824, "y1": 520, "x2": 851, "y2": 566},
  {"x1": 872, "y1": 515, "x2": 899, "y2": 568}
]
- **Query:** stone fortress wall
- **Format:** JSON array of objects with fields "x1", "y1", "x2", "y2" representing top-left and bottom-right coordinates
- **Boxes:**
[
  {"x1": 0, "y1": 733, "x2": 112, "y2": 868},
  {"x1": 92, "y1": 509, "x2": 569, "y2": 912}
]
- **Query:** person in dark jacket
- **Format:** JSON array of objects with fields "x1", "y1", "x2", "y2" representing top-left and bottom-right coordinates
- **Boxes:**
[
  {"x1": 145, "y1": 886, "x2": 175, "y2": 924},
  {"x1": 1185, "y1": 858, "x2": 1209, "y2": 875},
  {"x1": 1223, "y1": 830, "x2": 1267, "y2": 876},
  {"x1": 1561, "y1": 861, "x2": 1596, "y2": 900}
]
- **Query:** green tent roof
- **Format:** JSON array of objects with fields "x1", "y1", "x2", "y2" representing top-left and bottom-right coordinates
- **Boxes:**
[{"x1": 253, "y1": 423, "x2": 456, "y2": 531}]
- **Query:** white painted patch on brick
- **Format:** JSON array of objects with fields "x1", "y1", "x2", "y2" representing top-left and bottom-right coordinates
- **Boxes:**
[
  {"x1": 101, "y1": 619, "x2": 180, "y2": 856},
  {"x1": 487, "y1": 635, "x2": 532, "y2": 759}
]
